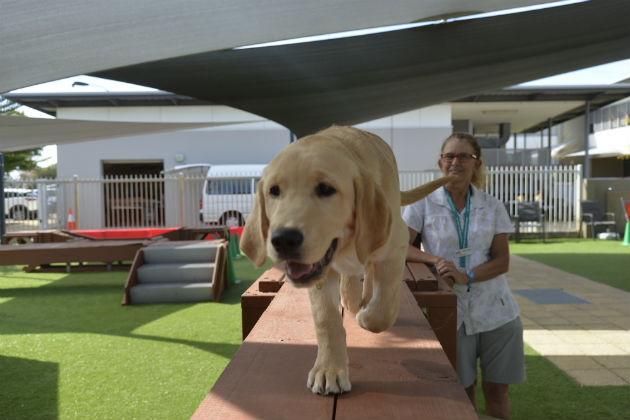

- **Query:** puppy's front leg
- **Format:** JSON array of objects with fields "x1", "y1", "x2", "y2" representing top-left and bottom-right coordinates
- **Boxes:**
[
  {"x1": 307, "y1": 271, "x2": 351, "y2": 395},
  {"x1": 356, "y1": 255, "x2": 404, "y2": 333}
]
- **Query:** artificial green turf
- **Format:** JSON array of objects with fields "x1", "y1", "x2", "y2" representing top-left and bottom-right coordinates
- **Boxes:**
[
  {"x1": 475, "y1": 344, "x2": 630, "y2": 420},
  {"x1": 510, "y1": 238, "x2": 630, "y2": 291},
  {"x1": 0, "y1": 258, "x2": 270, "y2": 420},
  {"x1": 1, "y1": 249, "x2": 629, "y2": 419}
]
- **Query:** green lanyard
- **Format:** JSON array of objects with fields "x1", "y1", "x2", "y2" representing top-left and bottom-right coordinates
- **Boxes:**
[{"x1": 444, "y1": 186, "x2": 471, "y2": 269}]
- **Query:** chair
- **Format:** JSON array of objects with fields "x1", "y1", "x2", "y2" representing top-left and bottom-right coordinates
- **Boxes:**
[
  {"x1": 580, "y1": 200, "x2": 616, "y2": 240},
  {"x1": 514, "y1": 201, "x2": 545, "y2": 243}
]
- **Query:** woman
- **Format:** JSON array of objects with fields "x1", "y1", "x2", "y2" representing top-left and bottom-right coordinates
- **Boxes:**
[{"x1": 403, "y1": 132, "x2": 525, "y2": 419}]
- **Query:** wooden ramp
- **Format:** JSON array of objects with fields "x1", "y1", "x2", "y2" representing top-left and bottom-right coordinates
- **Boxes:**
[
  {"x1": 0, "y1": 239, "x2": 149, "y2": 272},
  {"x1": 192, "y1": 279, "x2": 476, "y2": 420}
]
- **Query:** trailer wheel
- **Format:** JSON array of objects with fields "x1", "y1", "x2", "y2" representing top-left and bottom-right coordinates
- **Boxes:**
[{"x1": 220, "y1": 211, "x2": 244, "y2": 227}]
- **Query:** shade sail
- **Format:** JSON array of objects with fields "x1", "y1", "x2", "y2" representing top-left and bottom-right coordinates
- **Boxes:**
[
  {"x1": 0, "y1": 115, "x2": 245, "y2": 152},
  {"x1": 1, "y1": 0, "x2": 552, "y2": 93},
  {"x1": 93, "y1": 0, "x2": 630, "y2": 137}
]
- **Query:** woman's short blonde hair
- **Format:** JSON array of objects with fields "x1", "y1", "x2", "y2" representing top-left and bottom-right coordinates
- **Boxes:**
[{"x1": 441, "y1": 132, "x2": 486, "y2": 189}]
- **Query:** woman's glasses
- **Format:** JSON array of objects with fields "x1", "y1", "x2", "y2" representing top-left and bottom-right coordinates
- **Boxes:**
[{"x1": 440, "y1": 153, "x2": 478, "y2": 161}]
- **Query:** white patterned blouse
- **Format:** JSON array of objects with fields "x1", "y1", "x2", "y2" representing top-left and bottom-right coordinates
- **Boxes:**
[{"x1": 403, "y1": 185, "x2": 520, "y2": 335}]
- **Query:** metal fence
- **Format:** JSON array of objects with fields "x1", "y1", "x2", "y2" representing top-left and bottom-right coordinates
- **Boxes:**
[
  {"x1": 485, "y1": 165, "x2": 582, "y2": 232},
  {"x1": 3, "y1": 165, "x2": 582, "y2": 234},
  {"x1": 401, "y1": 165, "x2": 582, "y2": 232}
]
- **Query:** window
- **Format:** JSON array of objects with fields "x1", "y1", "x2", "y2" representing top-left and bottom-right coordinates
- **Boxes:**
[{"x1": 206, "y1": 178, "x2": 259, "y2": 195}]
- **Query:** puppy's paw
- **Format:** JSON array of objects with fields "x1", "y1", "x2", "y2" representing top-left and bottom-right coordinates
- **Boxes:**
[{"x1": 307, "y1": 364, "x2": 351, "y2": 395}]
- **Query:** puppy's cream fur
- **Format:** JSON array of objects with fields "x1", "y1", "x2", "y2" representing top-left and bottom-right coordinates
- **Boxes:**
[{"x1": 240, "y1": 126, "x2": 453, "y2": 395}]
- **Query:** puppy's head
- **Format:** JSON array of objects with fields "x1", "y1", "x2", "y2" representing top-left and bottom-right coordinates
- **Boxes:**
[{"x1": 240, "y1": 133, "x2": 386, "y2": 287}]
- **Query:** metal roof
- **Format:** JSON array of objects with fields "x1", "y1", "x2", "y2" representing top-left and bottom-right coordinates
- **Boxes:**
[
  {"x1": 3, "y1": 91, "x2": 212, "y2": 116},
  {"x1": 451, "y1": 85, "x2": 630, "y2": 133}
]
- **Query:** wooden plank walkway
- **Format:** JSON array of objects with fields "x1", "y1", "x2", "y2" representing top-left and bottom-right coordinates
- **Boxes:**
[
  {"x1": 336, "y1": 285, "x2": 469, "y2": 419},
  {"x1": 192, "y1": 278, "x2": 476, "y2": 420},
  {"x1": 0, "y1": 239, "x2": 148, "y2": 269},
  {"x1": 193, "y1": 279, "x2": 330, "y2": 420}
]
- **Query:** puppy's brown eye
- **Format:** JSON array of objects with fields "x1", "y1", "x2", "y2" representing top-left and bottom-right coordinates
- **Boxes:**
[
  {"x1": 315, "y1": 183, "x2": 336, "y2": 197},
  {"x1": 269, "y1": 185, "x2": 280, "y2": 197}
]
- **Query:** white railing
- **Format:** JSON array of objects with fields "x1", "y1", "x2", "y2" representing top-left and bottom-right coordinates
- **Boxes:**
[
  {"x1": 399, "y1": 165, "x2": 582, "y2": 232},
  {"x1": 486, "y1": 165, "x2": 582, "y2": 232},
  {"x1": 3, "y1": 165, "x2": 582, "y2": 233}
]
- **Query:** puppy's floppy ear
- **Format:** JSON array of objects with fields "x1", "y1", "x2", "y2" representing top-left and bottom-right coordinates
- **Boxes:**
[
  {"x1": 353, "y1": 172, "x2": 391, "y2": 265},
  {"x1": 240, "y1": 180, "x2": 269, "y2": 267}
]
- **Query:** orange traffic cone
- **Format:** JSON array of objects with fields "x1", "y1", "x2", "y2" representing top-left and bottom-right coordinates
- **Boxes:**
[{"x1": 67, "y1": 208, "x2": 76, "y2": 229}]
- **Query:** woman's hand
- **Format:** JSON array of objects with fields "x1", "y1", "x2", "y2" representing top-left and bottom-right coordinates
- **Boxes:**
[{"x1": 434, "y1": 258, "x2": 468, "y2": 287}]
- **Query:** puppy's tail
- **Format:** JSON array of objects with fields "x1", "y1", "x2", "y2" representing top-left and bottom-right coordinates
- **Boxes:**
[{"x1": 400, "y1": 175, "x2": 456, "y2": 206}]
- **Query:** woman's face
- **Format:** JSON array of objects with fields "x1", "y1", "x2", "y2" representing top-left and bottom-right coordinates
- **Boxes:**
[{"x1": 438, "y1": 139, "x2": 481, "y2": 185}]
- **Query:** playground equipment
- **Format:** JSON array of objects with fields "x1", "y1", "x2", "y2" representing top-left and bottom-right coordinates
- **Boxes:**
[
  {"x1": 123, "y1": 240, "x2": 229, "y2": 304},
  {"x1": 622, "y1": 198, "x2": 630, "y2": 246}
]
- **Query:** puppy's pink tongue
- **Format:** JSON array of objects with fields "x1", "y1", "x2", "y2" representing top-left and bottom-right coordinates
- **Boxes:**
[{"x1": 287, "y1": 262, "x2": 314, "y2": 279}]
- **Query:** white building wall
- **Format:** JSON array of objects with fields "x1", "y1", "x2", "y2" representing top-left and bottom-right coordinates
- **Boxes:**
[
  {"x1": 558, "y1": 115, "x2": 586, "y2": 148},
  {"x1": 56, "y1": 104, "x2": 452, "y2": 228},
  {"x1": 57, "y1": 124, "x2": 291, "y2": 178},
  {"x1": 592, "y1": 126, "x2": 630, "y2": 154},
  {"x1": 556, "y1": 115, "x2": 630, "y2": 159},
  {"x1": 57, "y1": 104, "x2": 452, "y2": 178},
  {"x1": 356, "y1": 106, "x2": 452, "y2": 171}
]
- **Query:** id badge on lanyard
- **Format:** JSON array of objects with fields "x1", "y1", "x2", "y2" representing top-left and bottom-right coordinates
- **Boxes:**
[{"x1": 444, "y1": 187, "x2": 472, "y2": 269}]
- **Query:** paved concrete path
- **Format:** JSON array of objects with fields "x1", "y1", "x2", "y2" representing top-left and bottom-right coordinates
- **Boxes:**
[{"x1": 507, "y1": 254, "x2": 629, "y2": 386}]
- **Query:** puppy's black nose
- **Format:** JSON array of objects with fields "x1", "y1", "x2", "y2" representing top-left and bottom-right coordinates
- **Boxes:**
[{"x1": 271, "y1": 228, "x2": 304, "y2": 255}]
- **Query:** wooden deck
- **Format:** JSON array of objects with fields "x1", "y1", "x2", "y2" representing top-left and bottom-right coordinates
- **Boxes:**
[
  {"x1": 0, "y1": 226, "x2": 230, "y2": 271},
  {"x1": 193, "y1": 274, "x2": 476, "y2": 420}
]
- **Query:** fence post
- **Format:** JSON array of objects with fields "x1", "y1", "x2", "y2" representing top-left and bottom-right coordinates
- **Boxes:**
[
  {"x1": 575, "y1": 164, "x2": 583, "y2": 234},
  {"x1": 37, "y1": 180, "x2": 47, "y2": 230},
  {"x1": 178, "y1": 172, "x2": 185, "y2": 227},
  {"x1": 73, "y1": 174, "x2": 79, "y2": 230},
  {"x1": 0, "y1": 153, "x2": 5, "y2": 241}
]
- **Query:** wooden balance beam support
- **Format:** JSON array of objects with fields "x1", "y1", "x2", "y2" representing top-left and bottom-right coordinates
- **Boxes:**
[
  {"x1": 193, "y1": 269, "x2": 475, "y2": 420},
  {"x1": 241, "y1": 266, "x2": 286, "y2": 340},
  {"x1": 403, "y1": 262, "x2": 457, "y2": 370}
]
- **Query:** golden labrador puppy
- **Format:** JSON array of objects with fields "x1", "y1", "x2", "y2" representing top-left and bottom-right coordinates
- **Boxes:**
[{"x1": 240, "y1": 125, "x2": 453, "y2": 395}]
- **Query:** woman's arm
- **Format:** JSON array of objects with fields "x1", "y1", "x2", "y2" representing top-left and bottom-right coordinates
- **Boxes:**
[
  {"x1": 406, "y1": 227, "x2": 461, "y2": 287},
  {"x1": 434, "y1": 233, "x2": 510, "y2": 286},
  {"x1": 406, "y1": 227, "x2": 442, "y2": 265}
]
